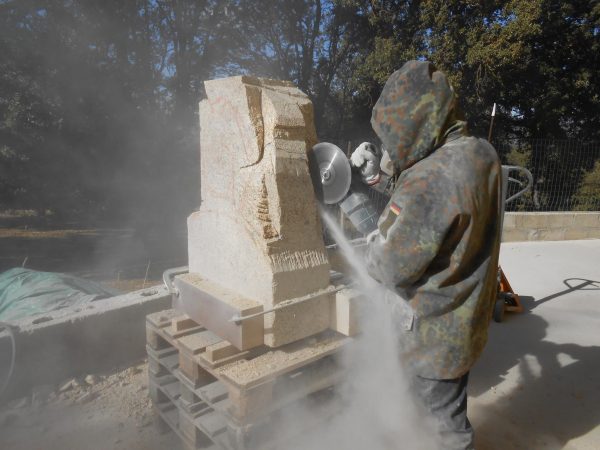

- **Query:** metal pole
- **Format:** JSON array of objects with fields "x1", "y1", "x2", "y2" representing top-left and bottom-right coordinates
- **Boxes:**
[
  {"x1": 143, "y1": 260, "x2": 151, "y2": 288},
  {"x1": 487, "y1": 103, "x2": 496, "y2": 142}
]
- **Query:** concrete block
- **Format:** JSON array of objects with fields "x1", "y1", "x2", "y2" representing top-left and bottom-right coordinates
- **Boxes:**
[
  {"x1": 511, "y1": 212, "x2": 525, "y2": 228},
  {"x1": 535, "y1": 228, "x2": 567, "y2": 241},
  {"x1": 502, "y1": 228, "x2": 530, "y2": 242},
  {"x1": 0, "y1": 286, "x2": 171, "y2": 401},
  {"x1": 574, "y1": 212, "x2": 600, "y2": 228},
  {"x1": 519, "y1": 213, "x2": 553, "y2": 229},
  {"x1": 564, "y1": 227, "x2": 594, "y2": 240},
  {"x1": 563, "y1": 213, "x2": 580, "y2": 227},
  {"x1": 586, "y1": 228, "x2": 600, "y2": 239},
  {"x1": 502, "y1": 212, "x2": 600, "y2": 241},
  {"x1": 502, "y1": 213, "x2": 516, "y2": 229},
  {"x1": 554, "y1": 213, "x2": 573, "y2": 227}
]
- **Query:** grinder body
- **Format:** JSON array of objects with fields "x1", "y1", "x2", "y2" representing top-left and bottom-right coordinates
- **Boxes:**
[{"x1": 308, "y1": 142, "x2": 387, "y2": 235}]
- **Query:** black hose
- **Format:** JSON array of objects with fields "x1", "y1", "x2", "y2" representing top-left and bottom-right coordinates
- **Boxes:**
[{"x1": 0, "y1": 321, "x2": 16, "y2": 398}]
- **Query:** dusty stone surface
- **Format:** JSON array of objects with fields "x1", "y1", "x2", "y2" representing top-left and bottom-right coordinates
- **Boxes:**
[
  {"x1": 0, "y1": 360, "x2": 179, "y2": 450},
  {"x1": 179, "y1": 272, "x2": 263, "y2": 312},
  {"x1": 219, "y1": 331, "x2": 348, "y2": 388},
  {"x1": 188, "y1": 75, "x2": 331, "y2": 347}
]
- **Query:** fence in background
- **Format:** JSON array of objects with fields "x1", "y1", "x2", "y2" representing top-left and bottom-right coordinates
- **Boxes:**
[
  {"x1": 341, "y1": 139, "x2": 600, "y2": 212},
  {"x1": 494, "y1": 138, "x2": 600, "y2": 212}
]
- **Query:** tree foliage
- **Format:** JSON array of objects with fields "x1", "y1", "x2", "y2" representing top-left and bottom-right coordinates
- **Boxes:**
[
  {"x1": 574, "y1": 160, "x2": 600, "y2": 211},
  {"x1": 1, "y1": 0, "x2": 599, "y2": 222}
]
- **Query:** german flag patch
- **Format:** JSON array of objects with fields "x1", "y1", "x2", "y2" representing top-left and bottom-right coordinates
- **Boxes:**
[{"x1": 390, "y1": 202, "x2": 401, "y2": 215}]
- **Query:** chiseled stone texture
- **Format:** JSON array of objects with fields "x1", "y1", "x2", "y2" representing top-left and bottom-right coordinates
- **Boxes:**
[{"x1": 188, "y1": 76, "x2": 331, "y2": 347}]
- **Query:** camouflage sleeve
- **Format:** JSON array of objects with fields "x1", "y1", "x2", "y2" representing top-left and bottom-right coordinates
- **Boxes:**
[{"x1": 364, "y1": 168, "x2": 457, "y2": 289}]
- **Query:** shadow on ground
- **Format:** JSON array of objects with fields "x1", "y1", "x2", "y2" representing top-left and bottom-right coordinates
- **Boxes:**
[{"x1": 471, "y1": 279, "x2": 600, "y2": 449}]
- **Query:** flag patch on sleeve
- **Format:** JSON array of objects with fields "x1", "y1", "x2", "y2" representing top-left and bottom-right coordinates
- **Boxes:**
[{"x1": 390, "y1": 202, "x2": 401, "y2": 215}]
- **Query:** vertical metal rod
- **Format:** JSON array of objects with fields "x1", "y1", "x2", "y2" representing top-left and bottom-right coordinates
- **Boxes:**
[
  {"x1": 143, "y1": 260, "x2": 151, "y2": 288},
  {"x1": 488, "y1": 103, "x2": 496, "y2": 142}
]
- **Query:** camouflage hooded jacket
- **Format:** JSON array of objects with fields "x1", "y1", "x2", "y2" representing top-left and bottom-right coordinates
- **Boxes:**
[{"x1": 365, "y1": 61, "x2": 502, "y2": 379}]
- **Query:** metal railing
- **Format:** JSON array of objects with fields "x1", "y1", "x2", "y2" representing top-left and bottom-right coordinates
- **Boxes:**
[
  {"x1": 338, "y1": 138, "x2": 600, "y2": 212},
  {"x1": 494, "y1": 138, "x2": 600, "y2": 212}
]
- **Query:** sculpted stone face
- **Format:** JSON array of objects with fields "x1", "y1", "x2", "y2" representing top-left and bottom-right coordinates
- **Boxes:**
[{"x1": 188, "y1": 76, "x2": 332, "y2": 347}]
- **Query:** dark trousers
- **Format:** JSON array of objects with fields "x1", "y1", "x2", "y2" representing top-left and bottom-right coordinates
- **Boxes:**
[{"x1": 412, "y1": 372, "x2": 474, "y2": 450}]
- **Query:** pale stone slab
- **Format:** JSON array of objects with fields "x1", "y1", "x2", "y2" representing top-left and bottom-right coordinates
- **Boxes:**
[
  {"x1": 329, "y1": 288, "x2": 362, "y2": 337},
  {"x1": 175, "y1": 273, "x2": 264, "y2": 351},
  {"x1": 187, "y1": 76, "x2": 331, "y2": 347}
]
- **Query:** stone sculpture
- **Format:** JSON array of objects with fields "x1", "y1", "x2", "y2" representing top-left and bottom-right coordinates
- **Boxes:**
[{"x1": 187, "y1": 76, "x2": 332, "y2": 347}]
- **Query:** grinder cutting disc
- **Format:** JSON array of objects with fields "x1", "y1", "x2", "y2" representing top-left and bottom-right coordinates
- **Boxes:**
[{"x1": 308, "y1": 142, "x2": 352, "y2": 204}]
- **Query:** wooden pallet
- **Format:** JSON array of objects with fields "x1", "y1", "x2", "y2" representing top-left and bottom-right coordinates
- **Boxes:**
[{"x1": 146, "y1": 309, "x2": 350, "y2": 449}]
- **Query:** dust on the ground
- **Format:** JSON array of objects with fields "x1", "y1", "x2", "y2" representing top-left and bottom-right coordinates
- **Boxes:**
[{"x1": 0, "y1": 360, "x2": 181, "y2": 450}]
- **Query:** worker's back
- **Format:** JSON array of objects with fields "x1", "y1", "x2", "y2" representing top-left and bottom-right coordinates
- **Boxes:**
[
  {"x1": 364, "y1": 59, "x2": 503, "y2": 378},
  {"x1": 412, "y1": 133, "x2": 501, "y2": 377},
  {"x1": 362, "y1": 59, "x2": 500, "y2": 447},
  {"x1": 365, "y1": 132, "x2": 502, "y2": 379}
]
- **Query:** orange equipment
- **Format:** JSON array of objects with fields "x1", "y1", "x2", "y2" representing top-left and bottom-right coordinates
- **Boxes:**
[
  {"x1": 492, "y1": 165, "x2": 532, "y2": 322},
  {"x1": 493, "y1": 266, "x2": 524, "y2": 322}
]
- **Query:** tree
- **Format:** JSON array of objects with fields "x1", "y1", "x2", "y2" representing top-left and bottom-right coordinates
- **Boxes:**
[
  {"x1": 0, "y1": 0, "x2": 167, "y2": 220},
  {"x1": 1, "y1": 0, "x2": 599, "y2": 222},
  {"x1": 574, "y1": 159, "x2": 600, "y2": 211},
  {"x1": 229, "y1": 0, "x2": 368, "y2": 140}
]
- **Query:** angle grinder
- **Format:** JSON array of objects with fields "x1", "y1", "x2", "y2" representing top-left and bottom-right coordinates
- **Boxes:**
[{"x1": 308, "y1": 142, "x2": 381, "y2": 234}]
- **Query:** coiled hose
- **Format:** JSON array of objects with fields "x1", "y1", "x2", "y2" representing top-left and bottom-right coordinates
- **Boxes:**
[{"x1": 0, "y1": 322, "x2": 16, "y2": 398}]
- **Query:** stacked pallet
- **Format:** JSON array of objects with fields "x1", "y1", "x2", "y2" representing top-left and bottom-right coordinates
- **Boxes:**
[{"x1": 146, "y1": 309, "x2": 351, "y2": 449}]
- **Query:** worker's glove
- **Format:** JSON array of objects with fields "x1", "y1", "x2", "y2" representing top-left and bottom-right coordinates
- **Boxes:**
[
  {"x1": 350, "y1": 142, "x2": 382, "y2": 185},
  {"x1": 366, "y1": 229, "x2": 379, "y2": 245}
]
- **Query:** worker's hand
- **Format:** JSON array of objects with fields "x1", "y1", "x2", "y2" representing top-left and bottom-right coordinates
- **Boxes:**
[
  {"x1": 366, "y1": 229, "x2": 379, "y2": 245},
  {"x1": 350, "y1": 142, "x2": 382, "y2": 185}
]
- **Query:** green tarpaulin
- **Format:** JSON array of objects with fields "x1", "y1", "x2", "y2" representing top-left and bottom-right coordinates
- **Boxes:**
[{"x1": 0, "y1": 268, "x2": 119, "y2": 322}]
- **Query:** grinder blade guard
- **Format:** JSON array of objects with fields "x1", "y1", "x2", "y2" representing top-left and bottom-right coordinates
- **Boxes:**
[{"x1": 308, "y1": 142, "x2": 382, "y2": 235}]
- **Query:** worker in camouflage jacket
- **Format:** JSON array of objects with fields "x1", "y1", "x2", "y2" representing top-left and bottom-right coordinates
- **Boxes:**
[{"x1": 350, "y1": 60, "x2": 502, "y2": 449}]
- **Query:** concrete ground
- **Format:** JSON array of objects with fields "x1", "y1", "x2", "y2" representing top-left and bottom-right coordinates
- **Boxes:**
[
  {"x1": 471, "y1": 240, "x2": 600, "y2": 450},
  {"x1": 1, "y1": 240, "x2": 598, "y2": 450}
]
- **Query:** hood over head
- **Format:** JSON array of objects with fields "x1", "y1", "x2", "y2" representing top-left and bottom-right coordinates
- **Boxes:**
[{"x1": 371, "y1": 60, "x2": 466, "y2": 173}]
